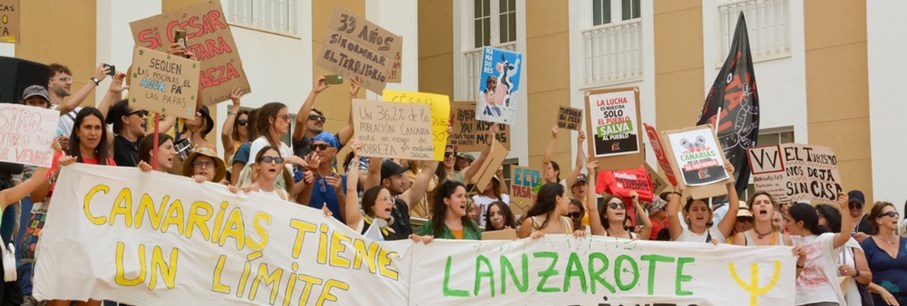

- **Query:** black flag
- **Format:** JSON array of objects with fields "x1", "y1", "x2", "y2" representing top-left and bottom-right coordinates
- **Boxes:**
[{"x1": 696, "y1": 12, "x2": 759, "y2": 197}]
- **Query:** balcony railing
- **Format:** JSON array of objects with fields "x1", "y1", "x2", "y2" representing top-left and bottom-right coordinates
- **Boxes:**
[
  {"x1": 582, "y1": 19, "x2": 643, "y2": 87},
  {"x1": 227, "y1": 0, "x2": 298, "y2": 35},
  {"x1": 717, "y1": 0, "x2": 790, "y2": 64},
  {"x1": 463, "y1": 42, "x2": 517, "y2": 101}
]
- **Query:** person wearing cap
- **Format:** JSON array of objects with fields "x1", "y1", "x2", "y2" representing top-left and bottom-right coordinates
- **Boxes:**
[
  {"x1": 846, "y1": 190, "x2": 873, "y2": 242},
  {"x1": 302, "y1": 131, "x2": 348, "y2": 222},
  {"x1": 367, "y1": 156, "x2": 439, "y2": 238},
  {"x1": 21, "y1": 84, "x2": 51, "y2": 108},
  {"x1": 292, "y1": 75, "x2": 359, "y2": 159},
  {"x1": 183, "y1": 147, "x2": 227, "y2": 183},
  {"x1": 455, "y1": 153, "x2": 474, "y2": 171},
  {"x1": 733, "y1": 191, "x2": 791, "y2": 247}
]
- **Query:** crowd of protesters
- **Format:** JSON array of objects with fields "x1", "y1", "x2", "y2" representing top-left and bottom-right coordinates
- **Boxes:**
[{"x1": 1, "y1": 44, "x2": 905, "y2": 306}]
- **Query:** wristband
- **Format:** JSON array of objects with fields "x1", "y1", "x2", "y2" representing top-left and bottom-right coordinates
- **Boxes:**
[
  {"x1": 854, "y1": 269, "x2": 861, "y2": 278},
  {"x1": 90, "y1": 77, "x2": 100, "y2": 86},
  {"x1": 796, "y1": 264, "x2": 805, "y2": 269},
  {"x1": 227, "y1": 111, "x2": 236, "y2": 116}
]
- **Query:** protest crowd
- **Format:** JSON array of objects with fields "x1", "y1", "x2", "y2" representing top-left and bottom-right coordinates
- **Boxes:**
[{"x1": 1, "y1": 4, "x2": 905, "y2": 306}]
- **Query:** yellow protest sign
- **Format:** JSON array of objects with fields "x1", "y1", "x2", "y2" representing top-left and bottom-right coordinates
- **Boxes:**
[{"x1": 382, "y1": 90, "x2": 451, "y2": 161}]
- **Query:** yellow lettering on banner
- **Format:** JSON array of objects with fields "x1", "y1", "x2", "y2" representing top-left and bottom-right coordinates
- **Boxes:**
[
  {"x1": 296, "y1": 274, "x2": 323, "y2": 305},
  {"x1": 316, "y1": 279, "x2": 350, "y2": 305},
  {"x1": 161, "y1": 200, "x2": 185, "y2": 235},
  {"x1": 317, "y1": 224, "x2": 329, "y2": 264},
  {"x1": 282, "y1": 263, "x2": 300, "y2": 306},
  {"x1": 246, "y1": 212, "x2": 271, "y2": 251},
  {"x1": 729, "y1": 260, "x2": 782, "y2": 306},
  {"x1": 249, "y1": 263, "x2": 283, "y2": 304},
  {"x1": 83, "y1": 184, "x2": 109, "y2": 224},
  {"x1": 377, "y1": 246, "x2": 399, "y2": 280},
  {"x1": 211, "y1": 202, "x2": 229, "y2": 244},
  {"x1": 329, "y1": 231, "x2": 352, "y2": 268},
  {"x1": 109, "y1": 188, "x2": 134, "y2": 227},
  {"x1": 115, "y1": 241, "x2": 146, "y2": 286},
  {"x1": 135, "y1": 194, "x2": 167, "y2": 230},
  {"x1": 149, "y1": 245, "x2": 178, "y2": 289},
  {"x1": 218, "y1": 207, "x2": 245, "y2": 250},
  {"x1": 289, "y1": 219, "x2": 316, "y2": 259},
  {"x1": 351, "y1": 239, "x2": 379, "y2": 273},
  {"x1": 211, "y1": 255, "x2": 230, "y2": 294},
  {"x1": 186, "y1": 201, "x2": 213, "y2": 240},
  {"x1": 236, "y1": 261, "x2": 252, "y2": 298}
]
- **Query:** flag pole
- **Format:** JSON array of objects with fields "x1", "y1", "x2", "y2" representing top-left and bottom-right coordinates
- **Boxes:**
[{"x1": 152, "y1": 113, "x2": 160, "y2": 170}]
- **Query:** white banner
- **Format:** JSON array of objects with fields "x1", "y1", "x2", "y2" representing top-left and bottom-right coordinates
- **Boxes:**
[
  {"x1": 0, "y1": 104, "x2": 58, "y2": 167},
  {"x1": 36, "y1": 165, "x2": 796, "y2": 305}
]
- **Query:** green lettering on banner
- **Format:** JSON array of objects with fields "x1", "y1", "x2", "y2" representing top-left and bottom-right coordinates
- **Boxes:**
[
  {"x1": 500, "y1": 254, "x2": 529, "y2": 294},
  {"x1": 641, "y1": 254, "x2": 675, "y2": 295},
  {"x1": 676, "y1": 257, "x2": 695, "y2": 296},
  {"x1": 614, "y1": 255, "x2": 639, "y2": 291},
  {"x1": 443, "y1": 256, "x2": 468, "y2": 297},
  {"x1": 475, "y1": 255, "x2": 495, "y2": 297},
  {"x1": 563, "y1": 252, "x2": 588, "y2": 293},
  {"x1": 533, "y1": 252, "x2": 560, "y2": 293},
  {"x1": 596, "y1": 121, "x2": 633, "y2": 137},
  {"x1": 587, "y1": 252, "x2": 615, "y2": 294}
]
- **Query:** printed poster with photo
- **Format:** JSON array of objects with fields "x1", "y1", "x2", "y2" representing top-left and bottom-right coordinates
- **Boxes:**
[
  {"x1": 666, "y1": 126, "x2": 729, "y2": 186},
  {"x1": 588, "y1": 89, "x2": 640, "y2": 157},
  {"x1": 475, "y1": 47, "x2": 522, "y2": 125}
]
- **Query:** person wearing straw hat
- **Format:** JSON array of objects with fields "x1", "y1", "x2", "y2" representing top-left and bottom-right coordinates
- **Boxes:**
[{"x1": 183, "y1": 147, "x2": 226, "y2": 183}]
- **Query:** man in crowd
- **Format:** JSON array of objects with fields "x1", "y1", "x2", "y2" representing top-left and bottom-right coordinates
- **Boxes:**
[
  {"x1": 306, "y1": 132, "x2": 347, "y2": 222},
  {"x1": 375, "y1": 158, "x2": 438, "y2": 237},
  {"x1": 292, "y1": 75, "x2": 359, "y2": 158},
  {"x1": 47, "y1": 63, "x2": 110, "y2": 143}
]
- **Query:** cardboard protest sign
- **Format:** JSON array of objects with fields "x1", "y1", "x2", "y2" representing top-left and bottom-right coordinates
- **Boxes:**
[
  {"x1": 318, "y1": 6, "x2": 403, "y2": 94},
  {"x1": 130, "y1": 0, "x2": 251, "y2": 106},
  {"x1": 480, "y1": 228, "x2": 516, "y2": 240},
  {"x1": 382, "y1": 90, "x2": 450, "y2": 161},
  {"x1": 449, "y1": 101, "x2": 510, "y2": 151},
  {"x1": 129, "y1": 46, "x2": 200, "y2": 119},
  {"x1": 0, "y1": 0, "x2": 19, "y2": 43},
  {"x1": 585, "y1": 87, "x2": 645, "y2": 171},
  {"x1": 351, "y1": 99, "x2": 434, "y2": 160},
  {"x1": 597, "y1": 166, "x2": 654, "y2": 202},
  {"x1": 37, "y1": 164, "x2": 796, "y2": 305},
  {"x1": 510, "y1": 166, "x2": 540, "y2": 215},
  {"x1": 475, "y1": 47, "x2": 522, "y2": 125},
  {"x1": 748, "y1": 144, "x2": 843, "y2": 204},
  {"x1": 643, "y1": 123, "x2": 679, "y2": 186},
  {"x1": 661, "y1": 124, "x2": 732, "y2": 199},
  {"x1": 556, "y1": 106, "x2": 583, "y2": 131},
  {"x1": 644, "y1": 162, "x2": 670, "y2": 195},
  {"x1": 0, "y1": 104, "x2": 57, "y2": 167},
  {"x1": 470, "y1": 139, "x2": 509, "y2": 192}
]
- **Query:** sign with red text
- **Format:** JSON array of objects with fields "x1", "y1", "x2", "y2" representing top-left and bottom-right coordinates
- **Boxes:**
[
  {"x1": 0, "y1": 104, "x2": 57, "y2": 167},
  {"x1": 129, "y1": 46, "x2": 200, "y2": 119},
  {"x1": 644, "y1": 123, "x2": 678, "y2": 186},
  {"x1": 748, "y1": 144, "x2": 843, "y2": 204},
  {"x1": 130, "y1": 0, "x2": 250, "y2": 106},
  {"x1": 449, "y1": 101, "x2": 510, "y2": 152},
  {"x1": 510, "y1": 166, "x2": 540, "y2": 215},
  {"x1": 660, "y1": 125, "x2": 732, "y2": 199},
  {"x1": 585, "y1": 87, "x2": 645, "y2": 171},
  {"x1": 0, "y1": 0, "x2": 19, "y2": 43},
  {"x1": 317, "y1": 6, "x2": 403, "y2": 93}
]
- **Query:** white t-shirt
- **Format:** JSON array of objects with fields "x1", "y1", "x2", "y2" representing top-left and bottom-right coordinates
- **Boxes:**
[
  {"x1": 794, "y1": 233, "x2": 845, "y2": 306},
  {"x1": 472, "y1": 194, "x2": 510, "y2": 228},
  {"x1": 676, "y1": 227, "x2": 725, "y2": 243},
  {"x1": 248, "y1": 136, "x2": 292, "y2": 166},
  {"x1": 52, "y1": 105, "x2": 81, "y2": 138},
  {"x1": 838, "y1": 238, "x2": 863, "y2": 306}
]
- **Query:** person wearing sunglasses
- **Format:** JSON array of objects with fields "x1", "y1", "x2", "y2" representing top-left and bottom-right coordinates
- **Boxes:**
[
  {"x1": 291, "y1": 75, "x2": 360, "y2": 159},
  {"x1": 847, "y1": 190, "x2": 874, "y2": 243},
  {"x1": 860, "y1": 201, "x2": 907, "y2": 306},
  {"x1": 221, "y1": 87, "x2": 249, "y2": 166},
  {"x1": 105, "y1": 99, "x2": 176, "y2": 167},
  {"x1": 302, "y1": 132, "x2": 348, "y2": 222},
  {"x1": 240, "y1": 146, "x2": 292, "y2": 201},
  {"x1": 598, "y1": 190, "x2": 652, "y2": 240}
]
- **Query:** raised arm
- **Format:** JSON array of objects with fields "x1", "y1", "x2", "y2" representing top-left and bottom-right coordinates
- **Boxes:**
[
  {"x1": 630, "y1": 190, "x2": 652, "y2": 240},
  {"x1": 400, "y1": 160, "x2": 440, "y2": 206},
  {"x1": 56, "y1": 64, "x2": 109, "y2": 115},
  {"x1": 364, "y1": 157, "x2": 382, "y2": 189},
  {"x1": 565, "y1": 131, "x2": 586, "y2": 188},
  {"x1": 344, "y1": 142, "x2": 364, "y2": 228},
  {"x1": 586, "y1": 159, "x2": 604, "y2": 236},
  {"x1": 666, "y1": 190, "x2": 684, "y2": 241},
  {"x1": 293, "y1": 76, "x2": 329, "y2": 143},
  {"x1": 335, "y1": 76, "x2": 360, "y2": 146},
  {"x1": 221, "y1": 88, "x2": 244, "y2": 160},
  {"x1": 541, "y1": 125, "x2": 557, "y2": 172},
  {"x1": 97, "y1": 71, "x2": 127, "y2": 119},
  {"x1": 715, "y1": 162, "x2": 740, "y2": 238},
  {"x1": 0, "y1": 167, "x2": 48, "y2": 209},
  {"x1": 834, "y1": 192, "x2": 853, "y2": 249},
  {"x1": 463, "y1": 123, "x2": 498, "y2": 183}
]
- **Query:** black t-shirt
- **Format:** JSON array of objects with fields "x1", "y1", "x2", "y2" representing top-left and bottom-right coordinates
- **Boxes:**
[
  {"x1": 113, "y1": 134, "x2": 142, "y2": 167},
  {"x1": 390, "y1": 198, "x2": 413, "y2": 238},
  {"x1": 856, "y1": 214, "x2": 873, "y2": 235}
]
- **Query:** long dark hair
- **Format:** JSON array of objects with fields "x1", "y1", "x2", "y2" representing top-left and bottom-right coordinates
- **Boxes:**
[
  {"x1": 232, "y1": 109, "x2": 251, "y2": 142},
  {"x1": 525, "y1": 183, "x2": 565, "y2": 230},
  {"x1": 815, "y1": 204, "x2": 842, "y2": 233},
  {"x1": 599, "y1": 195, "x2": 627, "y2": 230},
  {"x1": 138, "y1": 133, "x2": 173, "y2": 164},
  {"x1": 429, "y1": 180, "x2": 476, "y2": 237},
  {"x1": 868, "y1": 201, "x2": 897, "y2": 235},
  {"x1": 361, "y1": 186, "x2": 387, "y2": 217},
  {"x1": 484, "y1": 201, "x2": 516, "y2": 231},
  {"x1": 256, "y1": 102, "x2": 286, "y2": 147},
  {"x1": 550, "y1": 161, "x2": 561, "y2": 182},
  {"x1": 69, "y1": 107, "x2": 111, "y2": 165},
  {"x1": 788, "y1": 203, "x2": 825, "y2": 235}
]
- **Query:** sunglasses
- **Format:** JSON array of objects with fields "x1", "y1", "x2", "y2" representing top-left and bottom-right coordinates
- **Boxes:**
[
  {"x1": 567, "y1": 211, "x2": 583, "y2": 219},
  {"x1": 881, "y1": 211, "x2": 900, "y2": 219},
  {"x1": 259, "y1": 156, "x2": 284, "y2": 164},
  {"x1": 238, "y1": 119, "x2": 248, "y2": 126},
  {"x1": 311, "y1": 143, "x2": 332, "y2": 151},
  {"x1": 128, "y1": 109, "x2": 148, "y2": 117},
  {"x1": 192, "y1": 160, "x2": 214, "y2": 168},
  {"x1": 308, "y1": 114, "x2": 326, "y2": 122},
  {"x1": 444, "y1": 152, "x2": 454, "y2": 158},
  {"x1": 607, "y1": 202, "x2": 626, "y2": 210},
  {"x1": 848, "y1": 201, "x2": 864, "y2": 210}
]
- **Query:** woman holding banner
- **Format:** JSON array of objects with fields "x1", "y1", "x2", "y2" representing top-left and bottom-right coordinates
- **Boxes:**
[
  {"x1": 137, "y1": 133, "x2": 177, "y2": 173},
  {"x1": 786, "y1": 193, "x2": 853, "y2": 306},
  {"x1": 517, "y1": 183, "x2": 581, "y2": 238},
  {"x1": 599, "y1": 191, "x2": 652, "y2": 240},
  {"x1": 485, "y1": 201, "x2": 517, "y2": 231},
  {"x1": 667, "y1": 161, "x2": 739, "y2": 243},
  {"x1": 733, "y1": 192, "x2": 792, "y2": 246},
  {"x1": 418, "y1": 180, "x2": 481, "y2": 240}
]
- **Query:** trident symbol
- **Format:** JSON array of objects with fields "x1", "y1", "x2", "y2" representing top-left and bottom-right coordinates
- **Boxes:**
[{"x1": 728, "y1": 260, "x2": 782, "y2": 306}]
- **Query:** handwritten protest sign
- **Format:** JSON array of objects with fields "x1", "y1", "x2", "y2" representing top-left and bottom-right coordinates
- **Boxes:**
[
  {"x1": 130, "y1": 0, "x2": 251, "y2": 106},
  {"x1": 510, "y1": 166, "x2": 540, "y2": 215},
  {"x1": 318, "y1": 6, "x2": 403, "y2": 93},
  {"x1": 748, "y1": 144, "x2": 843, "y2": 204},
  {"x1": 0, "y1": 0, "x2": 19, "y2": 43},
  {"x1": 662, "y1": 125, "x2": 731, "y2": 199},
  {"x1": 644, "y1": 123, "x2": 679, "y2": 186},
  {"x1": 129, "y1": 46, "x2": 200, "y2": 119},
  {"x1": 585, "y1": 87, "x2": 645, "y2": 171},
  {"x1": 556, "y1": 106, "x2": 583, "y2": 131},
  {"x1": 37, "y1": 164, "x2": 796, "y2": 305},
  {"x1": 351, "y1": 99, "x2": 434, "y2": 160},
  {"x1": 383, "y1": 90, "x2": 450, "y2": 161},
  {"x1": 476, "y1": 47, "x2": 522, "y2": 125},
  {"x1": 449, "y1": 101, "x2": 510, "y2": 151},
  {"x1": 470, "y1": 139, "x2": 508, "y2": 192},
  {"x1": 0, "y1": 104, "x2": 57, "y2": 167}
]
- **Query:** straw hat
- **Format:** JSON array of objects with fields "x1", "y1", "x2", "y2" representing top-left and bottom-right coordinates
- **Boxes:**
[{"x1": 182, "y1": 147, "x2": 226, "y2": 182}]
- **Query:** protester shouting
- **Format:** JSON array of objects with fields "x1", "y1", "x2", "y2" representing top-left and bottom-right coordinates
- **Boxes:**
[
  {"x1": 787, "y1": 192, "x2": 853, "y2": 306},
  {"x1": 733, "y1": 192, "x2": 792, "y2": 246},
  {"x1": 667, "y1": 161, "x2": 739, "y2": 243},
  {"x1": 418, "y1": 180, "x2": 481, "y2": 240}
]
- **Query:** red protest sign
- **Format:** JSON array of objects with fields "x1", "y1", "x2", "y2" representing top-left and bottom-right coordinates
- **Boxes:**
[
  {"x1": 597, "y1": 166, "x2": 654, "y2": 202},
  {"x1": 643, "y1": 123, "x2": 678, "y2": 186}
]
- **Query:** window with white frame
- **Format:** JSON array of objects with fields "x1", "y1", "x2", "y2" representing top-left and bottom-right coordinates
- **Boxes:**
[
  {"x1": 583, "y1": 0, "x2": 643, "y2": 87},
  {"x1": 226, "y1": 0, "x2": 299, "y2": 35},
  {"x1": 464, "y1": 0, "x2": 519, "y2": 101},
  {"x1": 716, "y1": 0, "x2": 790, "y2": 65}
]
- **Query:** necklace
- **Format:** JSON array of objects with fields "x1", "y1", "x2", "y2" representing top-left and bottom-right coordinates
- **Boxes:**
[{"x1": 754, "y1": 225, "x2": 774, "y2": 239}]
